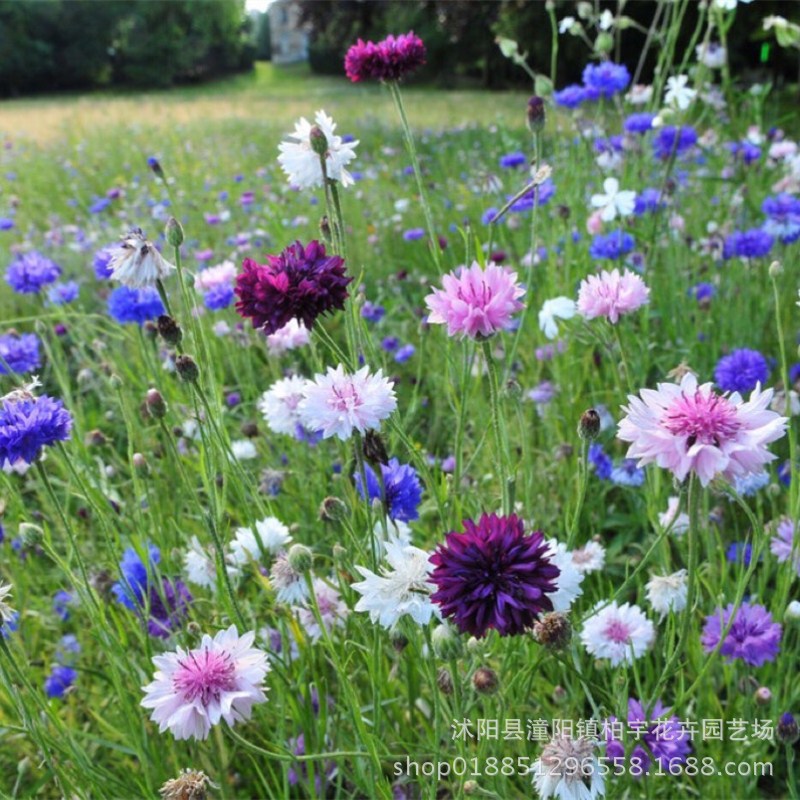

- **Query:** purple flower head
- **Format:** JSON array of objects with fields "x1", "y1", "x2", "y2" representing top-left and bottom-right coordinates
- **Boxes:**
[
  {"x1": 553, "y1": 85, "x2": 589, "y2": 109},
  {"x1": 107, "y1": 286, "x2": 165, "y2": 326},
  {"x1": 634, "y1": 188, "x2": 664, "y2": 216},
  {"x1": 6, "y1": 251, "x2": 61, "y2": 293},
  {"x1": 403, "y1": 227, "x2": 426, "y2": 241},
  {"x1": 762, "y1": 193, "x2": 800, "y2": 245},
  {"x1": 588, "y1": 443, "x2": 613, "y2": 480},
  {"x1": 56, "y1": 634, "x2": 81, "y2": 663},
  {"x1": 89, "y1": 197, "x2": 110, "y2": 214},
  {"x1": 508, "y1": 180, "x2": 555, "y2": 212},
  {"x1": 499, "y1": 151, "x2": 527, "y2": 169},
  {"x1": 589, "y1": 229, "x2": 635, "y2": 260},
  {"x1": 624, "y1": 113, "x2": 655, "y2": 134},
  {"x1": 429, "y1": 513, "x2": 560, "y2": 638},
  {"x1": 44, "y1": 665, "x2": 77, "y2": 699},
  {"x1": 203, "y1": 283, "x2": 234, "y2": 311},
  {"x1": 361, "y1": 301, "x2": 385, "y2": 323},
  {"x1": 0, "y1": 393, "x2": 73, "y2": 465},
  {"x1": 722, "y1": 228, "x2": 774, "y2": 260},
  {"x1": 726, "y1": 542, "x2": 755, "y2": 566},
  {"x1": 727, "y1": 141, "x2": 761, "y2": 164},
  {"x1": 653, "y1": 126, "x2": 698, "y2": 160},
  {"x1": 582, "y1": 62, "x2": 630, "y2": 97},
  {"x1": 47, "y1": 281, "x2": 79, "y2": 306},
  {"x1": 610, "y1": 458, "x2": 645, "y2": 487},
  {"x1": 354, "y1": 457, "x2": 422, "y2": 522},
  {"x1": 93, "y1": 245, "x2": 115, "y2": 280},
  {"x1": 714, "y1": 348, "x2": 770, "y2": 393},
  {"x1": 394, "y1": 344, "x2": 415, "y2": 363},
  {"x1": 53, "y1": 589, "x2": 73, "y2": 621},
  {"x1": 691, "y1": 282, "x2": 716, "y2": 303},
  {"x1": 700, "y1": 602, "x2": 781, "y2": 666},
  {"x1": 0, "y1": 333, "x2": 40, "y2": 375},
  {"x1": 345, "y1": 32, "x2": 426, "y2": 83},
  {"x1": 0, "y1": 217, "x2": 15, "y2": 230},
  {"x1": 235, "y1": 240, "x2": 351, "y2": 335}
]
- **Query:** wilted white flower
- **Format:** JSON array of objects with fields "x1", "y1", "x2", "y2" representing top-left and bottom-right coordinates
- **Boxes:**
[
  {"x1": 645, "y1": 570, "x2": 688, "y2": 620},
  {"x1": 0, "y1": 583, "x2": 14, "y2": 624},
  {"x1": 108, "y1": 228, "x2": 175, "y2": 288},
  {"x1": 531, "y1": 734, "x2": 605, "y2": 800}
]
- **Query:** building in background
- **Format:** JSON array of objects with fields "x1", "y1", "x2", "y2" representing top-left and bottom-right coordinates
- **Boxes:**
[{"x1": 269, "y1": 0, "x2": 308, "y2": 64}]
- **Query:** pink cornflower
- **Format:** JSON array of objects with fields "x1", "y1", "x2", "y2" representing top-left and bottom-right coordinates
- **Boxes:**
[
  {"x1": 298, "y1": 364, "x2": 397, "y2": 440},
  {"x1": 618, "y1": 372, "x2": 787, "y2": 487},
  {"x1": 140, "y1": 626, "x2": 269, "y2": 741},
  {"x1": 577, "y1": 268, "x2": 650, "y2": 323},
  {"x1": 345, "y1": 32, "x2": 426, "y2": 83},
  {"x1": 580, "y1": 600, "x2": 655, "y2": 666},
  {"x1": 424, "y1": 261, "x2": 525, "y2": 340},
  {"x1": 770, "y1": 518, "x2": 800, "y2": 574}
]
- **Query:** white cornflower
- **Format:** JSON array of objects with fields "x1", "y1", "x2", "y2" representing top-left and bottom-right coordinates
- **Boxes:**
[
  {"x1": 571, "y1": 541, "x2": 606, "y2": 575},
  {"x1": 538, "y1": 297, "x2": 577, "y2": 340},
  {"x1": 531, "y1": 734, "x2": 605, "y2": 800},
  {"x1": 107, "y1": 228, "x2": 175, "y2": 288},
  {"x1": 351, "y1": 541, "x2": 439, "y2": 629},
  {"x1": 696, "y1": 42, "x2": 726, "y2": 70},
  {"x1": 590, "y1": 177, "x2": 636, "y2": 222},
  {"x1": 230, "y1": 517, "x2": 292, "y2": 566},
  {"x1": 659, "y1": 496, "x2": 690, "y2": 536},
  {"x1": 184, "y1": 536, "x2": 218, "y2": 590},
  {"x1": 545, "y1": 540, "x2": 585, "y2": 613},
  {"x1": 265, "y1": 319, "x2": 310, "y2": 356},
  {"x1": 372, "y1": 518, "x2": 413, "y2": 558},
  {"x1": 626, "y1": 84, "x2": 653, "y2": 105},
  {"x1": 230, "y1": 439, "x2": 257, "y2": 461},
  {"x1": 277, "y1": 109, "x2": 358, "y2": 190},
  {"x1": 664, "y1": 75, "x2": 696, "y2": 111},
  {"x1": 580, "y1": 600, "x2": 655, "y2": 666},
  {"x1": 270, "y1": 552, "x2": 308, "y2": 605},
  {"x1": 598, "y1": 9, "x2": 615, "y2": 31},
  {"x1": 646, "y1": 570, "x2": 688, "y2": 620},
  {"x1": 296, "y1": 578, "x2": 349, "y2": 642},
  {"x1": 0, "y1": 583, "x2": 14, "y2": 623},
  {"x1": 258, "y1": 375, "x2": 308, "y2": 436}
]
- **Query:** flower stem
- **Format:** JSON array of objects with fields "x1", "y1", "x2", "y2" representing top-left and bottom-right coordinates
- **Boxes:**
[{"x1": 482, "y1": 340, "x2": 511, "y2": 514}]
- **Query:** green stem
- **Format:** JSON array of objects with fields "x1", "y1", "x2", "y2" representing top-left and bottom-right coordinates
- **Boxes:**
[
  {"x1": 482, "y1": 340, "x2": 511, "y2": 514},
  {"x1": 566, "y1": 439, "x2": 589, "y2": 550}
]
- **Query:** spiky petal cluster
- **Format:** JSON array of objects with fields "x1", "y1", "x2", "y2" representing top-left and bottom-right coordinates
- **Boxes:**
[
  {"x1": 700, "y1": 602, "x2": 782, "y2": 666},
  {"x1": 235, "y1": 241, "x2": 351, "y2": 335},
  {"x1": 425, "y1": 261, "x2": 525, "y2": 339},
  {"x1": 107, "y1": 228, "x2": 175, "y2": 288},
  {"x1": 344, "y1": 32, "x2": 426, "y2": 83},
  {"x1": 0, "y1": 392, "x2": 72, "y2": 465},
  {"x1": 429, "y1": 514, "x2": 560, "y2": 638},
  {"x1": 141, "y1": 626, "x2": 269, "y2": 741},
  {"x1": 618, "y1": 372, "x2": 788, "y2": 487},
  {"x1": 577, "y1": 268, "x2": 649, "y2": 323}
]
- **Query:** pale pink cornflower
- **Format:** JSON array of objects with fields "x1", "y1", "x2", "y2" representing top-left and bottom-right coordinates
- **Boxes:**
[
  {"x1": 298, "y1": 364, "x2": 396, "y2": 440},
  {"x1": 577, "y1": 268, "x2": 650, "y2": 324},
  {"x1": 194, "y1": 261, "x2": 237, "y2": 292},
  {"x1": 258, "y1": 375, "x2": 308, "y2": 436},
  {"x1": 618, "y1": 372, "x2": 788, "y2": 487},
  {"x1": 580, "y1": 601, "x2": 655, "y2": 666},
  {"x1": 140, "y1": 626, "x2": 269, "y2": 741},
  {"x1": 770, "y1": 519, "x2": 800, "y2": 574},
  {"x1": 424, "y1": 261, "x2": 525, "y2": 339},
  {"x1": 265, "y1": 319, "x2": 310, "y2": 355},
  {"x1": 296, "y1": 578, "x2": 349, "y2": 641}
]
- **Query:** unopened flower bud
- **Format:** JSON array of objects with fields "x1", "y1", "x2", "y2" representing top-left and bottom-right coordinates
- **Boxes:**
[
  {"x1": 578, "y1": 408, "x2": 601, "y2": 440},
  {"x1": 786, "y1": 600, "x2": 800, "y2": 622},
  {"x1": 109, "y1": 374, "x2": 123, "y2": 390},
  {"x1": 143, "y1": 320, "x2": 158, "y2": 341},
  {"x1": 595, "y1": 32, "x2": 614, "y2": 54},
  {"x1": 319, "y1": 215, "x2": 332, "y2": 245},
  {"x1": 552, "y1": 685, "x2": 567, "y2": 704},
  {"x1": 165, "y1": 217, "x2": 184, "y2": 247},
  {"x1": 319, "y1": 496, "x2": 347, "y2": 522},
  {"x1": 287, "y1": 543, "x2": 313, "y2": 573},
  {"x1": 769, "y1": 260, "x2": 783, "y2": 278},
  {"x1": 431, "y1": 623, "x2": 463, "y2": 660},
  {"x1": 147, "y1": 156, "x2": 164, "y2": 178},
  {"x1": 472, "y1": 666, "x2": 499, "y2": 694},
  {"x1": 527, "y1": 95, "x2": 546, "y2": 133},
  {"x1": 463, "y1": 780, "x2": 480, "y2": 796},
  {"x1": 186, "y1": 621, "x2": 202, "y2": 636},
  {"x1": 132, "y1": 452, "x2": 147, "y2": 470},
  {"x1": 240, "y1": 421, "x2": 259, "y2": 438},
  {"x1": 466, "y1": 636, "x2": 482, "y2": 654},
  {"x1": 19, "y1": 522, "x2": 43, "y2": 547},
  {"x1": 754, "y1": 687, "x2": 772, "y2": 706},
  {"x1": 86, "y1": 429, "x2": 107, "y2": 447},
  {"x1": 362, "y1": 430, "x2": 389, "y2": 466},
  {"x1": 309, "y1": 125, "x2": 328, "y2": 157},
  {"x1": 533, "y1": 612, "x2": 572, "y2": 651},
  {"x1": 145, "y1": 389, "x2": 167, "y2": 419},
  {"x1": 437, "y1": 667, "x2": 453, "y2": 695},
  {"x1": 175, "y1": 354, "x2": 199, "y2": 383},
  {"x1": 777, "y1": 712, "x2": 799, "y2": 745},
  {"x1": 157, "y1": 315, "x2": 183, "y2": 347}
]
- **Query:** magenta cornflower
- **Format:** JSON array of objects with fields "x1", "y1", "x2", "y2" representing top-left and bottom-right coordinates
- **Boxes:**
[
  {"x1": 424, "y1": 261, "x2": 525, "y2": 339},
  {"x1": 700, "y1": 602, "x2": 782, "y2": 667},
  {"x1": 141, "y1": 626, "x2": 269, "y2": 741},
  {"x1": 234, "y1": 240, "x2": 351, "y2": 335},
  {"x1": 345, "y1": 32, "x2": 426, "y2": 83},
  {"x1": 617, "y1": 372, "x2": 787, "y2": 487},
  {"x1": 429, "y1": 513, "x2": 560, "y2": 638},
  {"x1": 577, "y1": 268, "x2": 650, "y2": 323}
]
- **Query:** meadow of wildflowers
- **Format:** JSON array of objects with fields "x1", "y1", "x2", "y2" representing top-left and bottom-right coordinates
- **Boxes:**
[{"x1": 1, "y1": 3, "x2": 800, "y2": 799}]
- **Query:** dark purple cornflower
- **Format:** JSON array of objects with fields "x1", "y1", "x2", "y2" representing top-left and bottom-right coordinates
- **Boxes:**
[
  {"x1": 354, "y1": 457, "x2": 422, "y2": 522},
  {"x1": 700, "y1": 601, "x2": 781, "y2": 666},
  {"x1": 89, "y1": 197, "x2": 110, "y2": 214},
  {"x1": 653, "y1": 126, "x2": 698, "y2": 160},
  {"x1": 44, "y1": 665, "x2": 77, "y2": 699},
  {"x1": 790, "y1": 363, "x2": 800, "y2": 384},
  {"x1": 604, "y1": 698, "x2": 692, "y2": 776},
  {"x1": 499, "y1": 151, "x2": 527, "y2": 169},
  {"x1": 714, "y1": 348, "x2": 770, "y2": 393},
  {"x1": 610, "y1": 459, "x2": 645, "y2": 487},
  {"x1": 6, "y1": 251, "x2": 61, "y2": 293},
  {"x1": 624, "y1": 113, "x2": 656, "y2": 134},
  {"x1": 381, "y1": 336, "x2": 399, "y2": 352},
  {"x1": 429, "y1": 513, "x2": 560, "y2": 638},
  {"x1": 722, "y1": 228, "x2": 774, "y2": 260},
  {"x1": 344, "y1": 32, "x2": 426, "y2": 83},
  {"x1": 589, "y1": 229, "x2": 635, "y2": 260},
  {"x1": 235, "y1": 240, "x2": 351, "y2": 335},
  {"x1": 582, "y1": 62, "x2": 630, "y2": 97},
  {"x1": 553, "y1": 85, "x2": 589, "y2": 109},
  {"x1": 0, "y1": 333, "x2": 40, "y2": 375},
  {"x1": 0, "y1": 392, "x2": 73, "y2": 465},
  {"x1": 481, "y1": 207, "x2": 499, "y2": 225}
]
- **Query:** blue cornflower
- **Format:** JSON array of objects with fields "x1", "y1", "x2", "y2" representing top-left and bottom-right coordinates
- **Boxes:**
[
  {"x1": 354, "y1": 458, "x2": 422, "y2": 522},
  {"x1": 107, "y1": 286, "x2": 165, "y2": 326},
  {"x1": 0, "y1": 333, "x2": 40, "y2": 375},
  {"x1": 714, "y1": 348, "x2": 770, "y2": 393},
  {"x1": 726, "y1": 141, "x2": 761, "y2": 164},
  {"x1": 582, "y1": 62, "x2": 630, "y2": 98},
  {"x1": 381, "y1": 336, "x2": 399, "y2": 352},
  {"x1": 89, "y1": 197, "x2": 111, "y2": 214},
  {"x1": 653, "y1": 126, "x2": 698, "y2": 160},
  {"x1": 726, "y1": 542, "x2": 754, "y2": 566},
  {"x1": 6, "y1": 251, "x2": 61, "y2": 293},
  {"x1": 611, "y1": 459, "x2": 645, "y2": 487},
  {"x1": 762, "y1": 193, "x2": 800, "y2": 245},
  {"x1": 633, "y1": 188, "x2": 664, "y2": 215},
  {"x1": 553, "y1": 85, "x2": 589, "y2": 108},
  {"x1": 403, "y1": 228, "x2": 426, "y2": 241},
  {"x1": 508, "y1": 180, "x2": 555, "y2": 212},
  {"x1": 499, "y1": 151, "x2": 527, "y2": 169},
  {"x1": 722, "y1": 228, "x2": 774, "y2": 260},
  {"x1": 593, "y1": 135, "x2": 624, "y2": 156},
  {"x1": 0, "y1": 394, "x2": 72, "y2": 465},
  {"x1": 361, "y1": 302, "x2": 385, "y2": 323},
  {"x1": 732, "y1": 471, "x2": 770, "y2": 497},
  {"x1": 481, "y1": 207, "x2": 499, "y2": 225},
  {"x1": 0, "y1": 217, "x2": 15, "y2": 230},
  {"x1": 93, "y1": 245, "x2": 115, "y2": 279},
  {"x1": 588, "y1": 443, "x2": 613, "y2": 480},
  {"x1": 624, "y1": 113, "x2": 655, "y2": 134},
  {"x1": 778, "y1": 461, "x2": 792, "y2": 487},
  {"x1": 56, "y1": 634, "x2": 81, "y2": 663},
  {"x1": 47, "y1": 281, "x2": 79, "y2": 306},
  {"x1": 790, "y1": 363, "x2": 800, "y2": 384},
  {"x1": 690, "y1": 282, "x2": 716, "y2": 303},
  {"x1": 203, "y1": 283, "x2": 234, "y2": 311},
  {"x1": 589, "y1": 229, "x2": 635, "y2": 260},
  {"x1": 112, "y1": 545, "x2": 192, "y2": 639},
  {"x1": 394, "y1": 344, "x2": 415, "y2": 363},
  {"x1": 1, "y1": 611, "x2": 19, "y2": 638},
  {"x1": 44, "y1": 665, "x2": 77, "y2": 699},
  {"x1": 53, "y1": 590, "x2": 73, "y2": 621}
]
